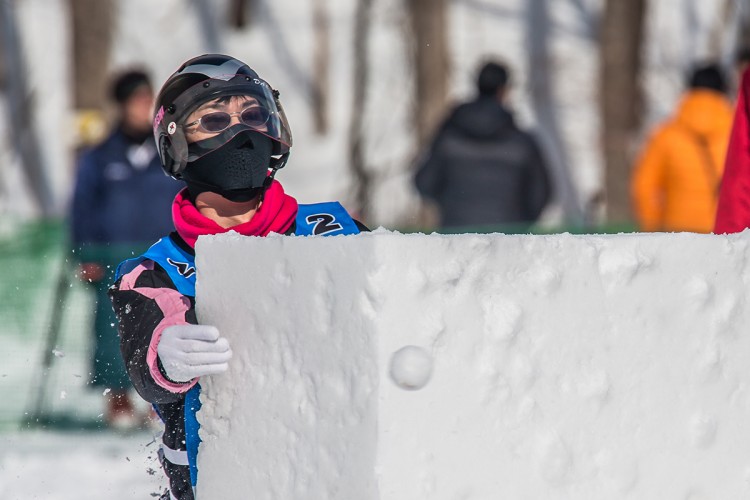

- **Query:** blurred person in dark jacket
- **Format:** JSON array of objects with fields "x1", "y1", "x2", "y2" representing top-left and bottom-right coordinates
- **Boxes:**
[
  {"x1": 70, "y1": 69, "x2": 183, "y2": 429},
  {"x1": 414, "y1": 61, "x2": 552, "y2": 231}
]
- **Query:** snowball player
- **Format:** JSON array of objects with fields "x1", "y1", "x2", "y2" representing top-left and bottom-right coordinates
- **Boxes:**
[{"x1": 109, "y1": 54, "x2": 367, "y2": 500}]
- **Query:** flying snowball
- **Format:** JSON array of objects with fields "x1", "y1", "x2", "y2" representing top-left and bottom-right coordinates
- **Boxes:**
[{"x1": 389, "y1": 345, "x2": 433, "y2": 390}]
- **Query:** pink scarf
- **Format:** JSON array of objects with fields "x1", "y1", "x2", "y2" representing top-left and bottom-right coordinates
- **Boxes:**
[{"x1": 172, "y1": 181, "x2": 298, "y2": 248}]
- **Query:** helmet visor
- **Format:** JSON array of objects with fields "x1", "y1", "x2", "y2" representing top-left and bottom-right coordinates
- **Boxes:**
[{"x1": 164, "y1": 75, "x2": 292, "y2": 165}]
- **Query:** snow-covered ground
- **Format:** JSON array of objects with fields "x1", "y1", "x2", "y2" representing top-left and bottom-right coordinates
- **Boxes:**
[
  {"x1": 0, "y1": 264, "x2": 165, "y2": 498},
  {"x1": 0, "y1": 430, "x2": 165, "y2": 499}
]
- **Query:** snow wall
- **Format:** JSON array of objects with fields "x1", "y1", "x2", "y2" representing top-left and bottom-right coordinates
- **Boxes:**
[{"x1": 194, "y1": 230, "x2": 750, "y2": 499}]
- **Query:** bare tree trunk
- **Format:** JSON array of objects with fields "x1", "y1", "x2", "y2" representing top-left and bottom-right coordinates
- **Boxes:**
[
  {"x1": 69, "y1": 0, "x2": 114, "y2": 112},
  {"x1": 406, "y1": 0, "x2": 450, "y2": 149},
  {"x1": 526, "y1": 0, "x2": 584, "y2": 225},
  {"x1": 707, "y1": 0, "x2": 733, "y2": 60},
  {"x1": 0, "y1": 0, "x2": 53, "y2": 215},
  {"x1": 599, "y1": 0, "x2": 645, "y2": 224},
  {"x1": 311, "y1": 0, "x2": 330, "y2": 134},
  {"x1": 229, "y1": 0, "x2": 259, "y2": 29},
  {"x1": 192, "y1": 0, "x2": 223, "y2": 52},
  {"x1": 739, "y1": 0, "x2": 750, "y2": 51},
  {"x1": 729, "y1": 0, "x2": 750, "y2": 74},
  {"x1": 348, "y1": 0, "x2": 374, "y2": 221},
  {"x1": 683, "y1": 0, "x2": 699, "y2": 67},
  {"x1": 0, "y1": 17, "x2": 5, "y2": 92}
]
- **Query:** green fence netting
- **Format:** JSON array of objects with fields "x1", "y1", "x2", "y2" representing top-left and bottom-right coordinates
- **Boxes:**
[
  {"x1": 0, "y1": 220, "x2": 105, "y2": 431},
  {"x1": 0, "y1": 219, "x2": 158, "y2": 431}
]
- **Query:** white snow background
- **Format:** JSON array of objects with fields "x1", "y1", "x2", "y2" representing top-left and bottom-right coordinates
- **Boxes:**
[
  {"x1": 0, "y1": 0, "x2": 735, "y2": 225},
  {"x1": 0, "y1": 0, "x2": 744, "y2": 498}
]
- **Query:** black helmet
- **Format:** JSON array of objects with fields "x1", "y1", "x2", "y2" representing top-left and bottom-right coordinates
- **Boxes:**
[{"x1": 153, "y1": 54, "x2": 293, "y2": 178}]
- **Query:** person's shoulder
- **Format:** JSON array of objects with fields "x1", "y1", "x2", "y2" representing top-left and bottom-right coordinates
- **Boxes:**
[
  {"x1": 451, "y1": 100, "x2": 474, "y2": 114},
  {"x1": 354, "y1": 219, "x2": 370, "y2": 232},
  {"x1": 284, "y1": 219, "x2": 369, "y2": 234},
  {"x1": 114, "y1": 256, "x2": 171, "y2": 289},
  {"x1": 647, "y1": 120, "x2": 683, "y2": 143},
  {"x1": 512, "y1": 126, "x2": 543, "y2": 149},
  {"x1": 292, "y1": 201, "x2": 370, "y2": 235},
  {"x1": 444, "y1": 101, "x2": 477, "y2": 125},
  {"x1": 114, "y1": 245, "x2": 184, "y2": 292},
  {"x1": 79, "y1": 130, "x2": 123, "y2": 161},
  {"x1": 85, "y1": 129, "x2": 127, "y2": 157}
]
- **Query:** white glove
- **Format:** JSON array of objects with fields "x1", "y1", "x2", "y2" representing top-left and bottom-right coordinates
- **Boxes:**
[{"x1": 157, "y1": 324, "x2": 232, "y2": 383}]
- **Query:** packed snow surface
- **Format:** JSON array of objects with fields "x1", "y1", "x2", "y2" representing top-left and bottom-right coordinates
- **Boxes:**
[
  {"x1": 0, "y1": 431, "x2": 164, "y2": 499},
  {"x1": 195, "y1": 230, "x2": 750, "y2": 499}
]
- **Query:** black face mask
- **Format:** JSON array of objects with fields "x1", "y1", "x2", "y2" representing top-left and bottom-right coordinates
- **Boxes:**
[{"x1": 182, "y1": 130, "x2": 273, "y2": 202}]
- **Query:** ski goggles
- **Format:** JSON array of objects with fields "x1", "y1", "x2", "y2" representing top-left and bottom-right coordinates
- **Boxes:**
[{"x1": 183, "y1": 106, "x2": 271, "y2": 134}]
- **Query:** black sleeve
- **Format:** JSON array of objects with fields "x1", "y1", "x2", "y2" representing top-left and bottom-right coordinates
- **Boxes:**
[
  {"x1": 109, "y1": 262, "x2": 197, "y2": 404},
  {"x1": 414, "y1": 147, "x2": 445, "y2": 202},
  {"x1": 414, "y1": 118, "x2": 453, "y2": 202},
  {"x1": 523, "y1": 134, "x2": 553, "y2": 222}
]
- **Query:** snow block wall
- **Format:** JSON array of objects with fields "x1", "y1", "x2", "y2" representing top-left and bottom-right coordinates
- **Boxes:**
[{"x1": 195, "y1": 231, "x2": 750, "y2": 499}]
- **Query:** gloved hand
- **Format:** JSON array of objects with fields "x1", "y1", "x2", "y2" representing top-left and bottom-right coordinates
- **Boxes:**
[{"x1": 157, "y1": 324, "x2": 232, "y2": 383}]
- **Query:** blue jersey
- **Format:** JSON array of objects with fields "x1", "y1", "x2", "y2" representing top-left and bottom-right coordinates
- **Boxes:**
[{"x1": 115, "y1": 202, "x2": 360, "y2": 488}]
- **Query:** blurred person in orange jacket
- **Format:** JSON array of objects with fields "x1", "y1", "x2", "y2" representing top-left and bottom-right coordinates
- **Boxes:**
[
  {"x1": 714, "y1": 65, "x2": 750, "y2": 234},
  {"x1": 631, "y1": 63, "x2": 733, "y2": 233}
]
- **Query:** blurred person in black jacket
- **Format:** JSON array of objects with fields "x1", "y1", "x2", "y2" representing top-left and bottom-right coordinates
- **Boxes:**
[{"x1": 414, "y1": 61, "x2": 552, "y2": 231}]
